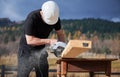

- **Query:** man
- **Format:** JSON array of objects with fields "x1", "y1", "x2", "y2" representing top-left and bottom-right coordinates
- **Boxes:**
[{"x1": 18, "y1": 1, "x2": 65, "y2": 77}]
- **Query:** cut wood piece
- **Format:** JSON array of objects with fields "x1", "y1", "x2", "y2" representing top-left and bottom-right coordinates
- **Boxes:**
[{"x1": 61, "y1": 40, "x2": 92, "y2": 58}]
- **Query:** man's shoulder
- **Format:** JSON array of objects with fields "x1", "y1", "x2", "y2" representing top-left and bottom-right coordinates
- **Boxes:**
[{"x1": 28, "y1": 9, "x2": 41, "y2": 18}]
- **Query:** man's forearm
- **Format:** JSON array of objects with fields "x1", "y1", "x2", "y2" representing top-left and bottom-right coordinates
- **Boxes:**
[
  {"x1": 57, "y1": 34, "x2": 65, "y2": 42},
  {"x1": 25, "y1": 35, "x2": 50, "y2": 46},
  {"x1": 25, "y1": 35, "x2": 57, "y2": 46},
  {"x1": 56, "y1": 30, "x2": 65, "y2": 42}
]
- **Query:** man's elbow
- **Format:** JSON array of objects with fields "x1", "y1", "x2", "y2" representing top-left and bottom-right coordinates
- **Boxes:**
[
  {"x1": 26, "y1": 41, "x2": 32, "y2": 45},
  {"x1": 25, "y1": 35, "x2": 36, "y2": 46},
  {"x1": 26, "y1": 40, "x2": 34, "y2": 45}
]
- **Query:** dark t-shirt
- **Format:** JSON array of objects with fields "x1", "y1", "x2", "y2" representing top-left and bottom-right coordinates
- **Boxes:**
[{"x1": 19, "y1": 9, "x2": 61, "y2": 50}]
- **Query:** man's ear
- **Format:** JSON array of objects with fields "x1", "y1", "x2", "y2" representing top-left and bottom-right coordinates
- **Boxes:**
[{"x1": 40, "y1": 11, "x2": 43, "y2": 15}]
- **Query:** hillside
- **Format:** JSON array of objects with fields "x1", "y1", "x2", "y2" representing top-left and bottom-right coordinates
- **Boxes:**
[
  {"x1": 62, "y1": 18, "x2": 120, "y2": 34},
  {"x1": 0, "y1": 18, "x2": 15, "y2": 26},
  {"x1": 0, "y1": 18, "x2": 120, "y2": 34}
]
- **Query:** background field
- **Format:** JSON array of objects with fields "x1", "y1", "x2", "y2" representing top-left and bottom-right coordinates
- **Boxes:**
[
  {"x1": 0, "y1": 53, "x2": 120, "y2": 77},
  {"x1": 0, "y1": 18, "x2": 120, "y2": 77}
]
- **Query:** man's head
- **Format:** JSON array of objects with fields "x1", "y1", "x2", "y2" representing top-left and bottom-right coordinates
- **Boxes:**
[{"x1": 41, "y1": 1, "x2": 59, "y2": 25}]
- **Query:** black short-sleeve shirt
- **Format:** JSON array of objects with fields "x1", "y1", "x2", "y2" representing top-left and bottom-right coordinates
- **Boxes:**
[{"x1": 20, "y1": 9, "x2": 61, "y2": 50}]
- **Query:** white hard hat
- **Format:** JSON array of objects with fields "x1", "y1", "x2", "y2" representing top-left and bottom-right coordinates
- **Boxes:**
[{"x1": 41, "y1": 1, "x2": 59, "y2": 25}]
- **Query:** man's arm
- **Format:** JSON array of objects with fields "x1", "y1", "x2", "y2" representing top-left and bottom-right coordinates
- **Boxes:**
[
  {"x1": 25, "y1": 35, "x2": 57, "y2": 46},
  {"x1": 25, "y1": 29, "x2": 65, "y2": 46},
  {"x1": 56, "y1": 30, "x2": 65, "y2": 42}
]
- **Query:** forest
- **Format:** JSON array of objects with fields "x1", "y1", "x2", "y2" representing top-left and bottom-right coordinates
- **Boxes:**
[{"x1": 0, "y1": 18, "x2": 120, "y2": 57}]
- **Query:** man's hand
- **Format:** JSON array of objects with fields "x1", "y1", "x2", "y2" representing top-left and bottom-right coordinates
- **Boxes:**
[{"x1": 49, "y1": 39, "x2": 57, "y2": 45}]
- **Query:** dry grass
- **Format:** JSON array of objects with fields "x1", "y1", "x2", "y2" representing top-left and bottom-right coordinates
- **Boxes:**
[
  {"x1": 0, "y1": 54, "x2": 120, "y2": 77},
  {"x1": 0, "y1": 54, "x2": 17, "y2": 66}
]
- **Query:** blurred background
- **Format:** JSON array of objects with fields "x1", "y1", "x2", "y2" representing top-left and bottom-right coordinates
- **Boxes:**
[{"x1": 0, "y1": 0, "x2": 120, "y2": 77}]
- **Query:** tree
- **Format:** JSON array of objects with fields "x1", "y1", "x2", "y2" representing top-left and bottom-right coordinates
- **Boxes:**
[
  {"x1": 103, "y1": 47, "x2": 111, "y2": 55},
  {"x1": 4, "y1": 35, "x2": 9, "y2": 44},
  {"x1": 50, "y1": 33, "x2": 56, "y2": 39},
  {"x1": 67, "y1": 32, "x2": 71, "y2": 41},
  {"x1": 10, "y1": 34, "x2": 16, "y2": 42},
  {"x1": 0, "y1": 46, "x2": 9, "y2": 56},
  {"x1": 73, "y1": 31, "x2": 81, "y2": 39}
]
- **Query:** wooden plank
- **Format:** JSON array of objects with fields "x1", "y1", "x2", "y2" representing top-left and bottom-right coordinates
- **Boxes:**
[{"x1": 61, "y1": 40, "x2": 92, "y2": 58}]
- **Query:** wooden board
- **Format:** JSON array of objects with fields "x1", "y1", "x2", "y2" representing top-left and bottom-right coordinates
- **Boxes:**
[{"x1": 61, "y1": 40, "x2": 92, "y2": 58}]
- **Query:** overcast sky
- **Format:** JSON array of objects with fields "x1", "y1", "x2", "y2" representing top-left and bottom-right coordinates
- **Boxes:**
[{"x1": 0, "y1": 0, "x2": 120, "y2": 22}]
